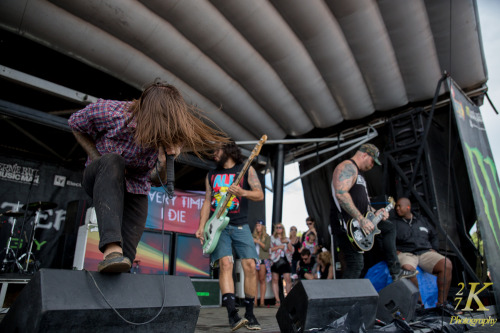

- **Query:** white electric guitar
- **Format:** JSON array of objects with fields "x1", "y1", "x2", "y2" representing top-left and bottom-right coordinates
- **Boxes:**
[{"x1": 202, "y1": 135, "x2": 267, "y2": 254}]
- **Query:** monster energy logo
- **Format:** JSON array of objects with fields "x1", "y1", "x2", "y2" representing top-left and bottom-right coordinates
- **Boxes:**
[{"x1": 464, "y1": 142, "x2": 500, "y2": 248}]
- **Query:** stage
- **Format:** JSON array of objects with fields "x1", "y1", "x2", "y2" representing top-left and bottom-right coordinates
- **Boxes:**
[
  {"x1": 195, "y1": 306, "x2": 280, "y2": 333},
  {"x1": 2, "y1": 305, "x2": 497, "y2": 333},
  {"x1": 0, "y1": 272, "x2": 498, "y2": 332},
  {"x1": 0, "y1": 298, "x2": 498, "y2": 332}
]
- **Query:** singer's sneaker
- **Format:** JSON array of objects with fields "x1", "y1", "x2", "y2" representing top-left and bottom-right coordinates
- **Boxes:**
[{"x1": 97, "y1": 252, "x2": 131, "y2": 273}]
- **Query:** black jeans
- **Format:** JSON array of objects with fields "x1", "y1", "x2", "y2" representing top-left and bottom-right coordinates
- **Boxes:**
[
  {"x1": 82, "y1": 154, "x2": 148, "y2": 262},
  {"x1": 336, "y1": 231, "x2": 364, "y2": 279},
  {"x1": 378, "y1": 219, "x2": 401, "y2": 277},
  {"x1": 336, "y1": 220, "x2": 400, "y2": 279}
]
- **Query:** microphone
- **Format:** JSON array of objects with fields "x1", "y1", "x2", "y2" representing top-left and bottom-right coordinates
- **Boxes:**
[{"x1": 166, "y1": 154, "x2": 175, "y2": 199}]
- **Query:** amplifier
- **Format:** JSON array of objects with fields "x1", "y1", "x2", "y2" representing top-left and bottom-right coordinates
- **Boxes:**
[{"x1": 191, "y1": 278, "x2": 221, "y2": 307}]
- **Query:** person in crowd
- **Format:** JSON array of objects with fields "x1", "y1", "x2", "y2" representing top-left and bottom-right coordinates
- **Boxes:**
[
  {"x1": 316, "y1": 250, "x2": 334, "y2": 279},
  {"x1": 253, "y1": 219, "x2": 271, "y2": 307},
  {"x1": 330, "y1": 143, "x2": 417, "y2": 280},
  {"x1": 69, "y1": 80, "x2": 227, "y2": 273},
  {"x1": 270, "y1": 223, "x2": 293, "y2": 307},
  {"x1": 196, "y1": 140, "x2": 264, "y2": 331},
  {"x1": 394, "y1": 197, "x2": 455, "y2": 312},
  {"x1": 289, "y1": 226, "x2": 301, "y2": 277},
  {"x1": 302, "y1": 216, "x2": 318, "y2": 243},
  {"x1": 297, "y1": 248, "x2": 316, "y2": 280},
  {"x1": 300, "y1": 231, "x2": 319, "y2": 257}
]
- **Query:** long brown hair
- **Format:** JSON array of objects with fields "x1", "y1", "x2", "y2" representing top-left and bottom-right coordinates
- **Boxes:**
[
  {"x1": 129, "y1": 81, "x2": 229, "y2": 157},
  {"x1": 253, "y1": 223, "x2": 268, "y2": 242},
  {"x1": 221, "y1": 140, "x2": 245, "y2": 164}
]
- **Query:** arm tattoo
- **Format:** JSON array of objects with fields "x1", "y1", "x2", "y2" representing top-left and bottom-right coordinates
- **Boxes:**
[
  {"x1": 338, "y1": 196, "x2": 363, "y2": 221},
  {"x1": 333, "y1": 161, "x2": 362, "y2": 220},
  {"x1": 338, "y1": 163, "x2": 357, "y2": 182},
  {"x1": 248, "y1": 167, "x2": 262, "y2": 191}
]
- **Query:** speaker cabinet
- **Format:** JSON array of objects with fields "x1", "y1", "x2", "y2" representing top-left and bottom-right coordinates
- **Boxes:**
[
  {"x1": 377, "y1": 278, "x2": 419, "y2": 323},
  {"x1": 276, "y1": 279, "x2": 379, "y2": 332},
  {"x1": 0, "y1": 269, "x2": 200, "y2": 332}
]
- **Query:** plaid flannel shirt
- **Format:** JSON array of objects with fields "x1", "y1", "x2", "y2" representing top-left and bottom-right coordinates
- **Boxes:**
[{"x1": 68, "y1": 99, "x2": 158, "y2": 195}]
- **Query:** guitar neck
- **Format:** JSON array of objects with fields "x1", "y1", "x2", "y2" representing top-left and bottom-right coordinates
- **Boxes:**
[
  {"x1": 216, "y1": 135, "x2": 267, "y2": 219},
  {"x1": 371, "y1": 212, "x2": 384, "y2": 226},
  {"x1": 370, "y1": 205, "x2": 393, "y2": 226}
]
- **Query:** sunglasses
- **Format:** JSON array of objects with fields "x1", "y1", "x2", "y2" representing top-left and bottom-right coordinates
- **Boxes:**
[
  {"x1": 276, "y1": 226, "x2": 283, "y2": 229},
  {"x1": 290, "y1": 228, "x2": 297, "y2": 231},
  {"x1": 307, "y1": 222, "x2": 313, "y2": 225}
]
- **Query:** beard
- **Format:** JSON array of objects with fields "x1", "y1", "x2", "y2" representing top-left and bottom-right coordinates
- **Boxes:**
[{"x1": 216, "y1": 151, "x2": 229, "y2": 168}]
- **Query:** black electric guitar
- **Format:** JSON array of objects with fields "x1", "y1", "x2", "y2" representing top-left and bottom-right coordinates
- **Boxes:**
[
  {"x1": 202, "y1": 135, "x2": 267, "y2": 254},
  {"x1": 347, "y1": 197, "x2": 395, "y2": 251}
]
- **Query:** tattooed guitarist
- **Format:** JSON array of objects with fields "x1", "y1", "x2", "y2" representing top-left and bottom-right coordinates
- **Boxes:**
[
  {"x1": 196, "y1": 140, "x2": 263, "y2": 331},
  {"x1": 330, "y1": 143, "x2": 416, "y2": 281}
]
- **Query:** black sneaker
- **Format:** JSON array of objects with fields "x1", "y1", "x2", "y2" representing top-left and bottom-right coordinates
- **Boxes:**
[
  {"x1": 228, "y1": 310, "x2": 248, "y2": 331},
  {"x1": 392, "y1": 269, "x2": 418, "y2": 281},
  {"x1": 245, "y1": 313, "x2": 261, "y2": 330}
]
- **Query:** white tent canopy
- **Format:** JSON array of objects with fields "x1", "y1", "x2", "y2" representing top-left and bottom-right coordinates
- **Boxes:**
[{"x1": 0, "y1": 0, "x2": 487, "y2": 142}]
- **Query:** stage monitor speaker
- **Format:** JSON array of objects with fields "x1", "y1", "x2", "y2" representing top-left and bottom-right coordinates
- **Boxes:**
[
  {"x1": 0, "y1": 269, "x2": 200, "y2": 332},
  {"x1": 377, "y1": 279, "x2": 419, "y2": 323},
  {"x1": 276, "y1": 279, "x2": 379, "y2": 332}
]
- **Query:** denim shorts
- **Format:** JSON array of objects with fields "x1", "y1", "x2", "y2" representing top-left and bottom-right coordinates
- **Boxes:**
[{"x1": 211, "y1": 224, "x2": 258, "y2": 264}]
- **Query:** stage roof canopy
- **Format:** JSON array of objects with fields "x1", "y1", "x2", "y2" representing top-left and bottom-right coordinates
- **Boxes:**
[{"x1": 0, "y1": 0, "x2": 488, "y2": 164}]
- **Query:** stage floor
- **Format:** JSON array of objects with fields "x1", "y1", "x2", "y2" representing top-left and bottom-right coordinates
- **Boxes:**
[
  {"x1": 195, "y1": 306, "x2": 280, "y2": 333},
  {"x1": 1, "y1": 304, "x2": 498, "y2": 332},
  {"x1": 0, "y1": 271, "x2": 497, "y2": 333}
]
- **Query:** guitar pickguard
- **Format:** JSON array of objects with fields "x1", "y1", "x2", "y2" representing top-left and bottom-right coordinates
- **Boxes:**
[{"x1": 202, "y1": 196, "x2": 231, "y2": 254}]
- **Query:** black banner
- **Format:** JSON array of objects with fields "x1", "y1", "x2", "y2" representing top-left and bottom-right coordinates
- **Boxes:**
[
  {"x1": 0, "y1": 157, "x2": 86, "y2": 270},
  {"x1": 449, "y1": 79, "x2": 500, "y2": 304}
]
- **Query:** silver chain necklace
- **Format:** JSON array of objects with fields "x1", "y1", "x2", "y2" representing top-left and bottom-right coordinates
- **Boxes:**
[{"x1": 403, "y1": 215, "x2": 413, "y2": 225}]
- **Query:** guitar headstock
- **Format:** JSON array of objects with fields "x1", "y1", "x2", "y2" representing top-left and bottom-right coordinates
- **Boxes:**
[
  {"x1": 249, "y1": 135, "x2": 267, "y2": 158},
  {"x1": 388, "y1": 196, "x2": 395, "y2": 208}
]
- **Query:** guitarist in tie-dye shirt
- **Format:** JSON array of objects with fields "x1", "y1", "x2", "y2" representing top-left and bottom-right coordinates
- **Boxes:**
[{"x1": 196, "y1": 140, "x2": 263, "y2": 331}]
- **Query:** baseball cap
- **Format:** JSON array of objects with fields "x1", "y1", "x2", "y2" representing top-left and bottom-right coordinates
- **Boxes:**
[
  {"x1": 256, "y1": 219, "x2": 265, "y2": 225},
  {"x1": 359, "y1": 143, "x2": 381, "y2": 165}
]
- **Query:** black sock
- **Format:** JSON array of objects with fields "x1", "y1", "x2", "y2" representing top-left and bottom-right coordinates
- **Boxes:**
[
  {"x1": 243, "y1": 296, "x2": 255, "y2": 317},
  {"x1": 222, "y1": 293, "x2": 236, "y2": 315}
]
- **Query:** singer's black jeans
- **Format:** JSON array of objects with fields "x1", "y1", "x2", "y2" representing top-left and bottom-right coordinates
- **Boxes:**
[{"x1": 82, "y1": 153, "x2": 148, "y2": 262}]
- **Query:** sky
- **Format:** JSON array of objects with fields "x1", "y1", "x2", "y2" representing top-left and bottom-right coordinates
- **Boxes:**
[{"x1": 265, "y1": 0, "x2": 500, "y2": 237}]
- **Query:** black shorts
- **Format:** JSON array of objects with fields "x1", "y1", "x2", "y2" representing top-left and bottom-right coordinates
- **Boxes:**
[{"x1": 271, "y1": 257, "x2": 291, "y2": 275}]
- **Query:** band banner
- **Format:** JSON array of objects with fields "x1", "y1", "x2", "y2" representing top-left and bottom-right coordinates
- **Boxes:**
[
  {"x1": 449, "y1": 78, "x2": 500, "y2": 307},
  {"x1": 146, "y1": 187, "x2": 204, "y2": 234}
]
